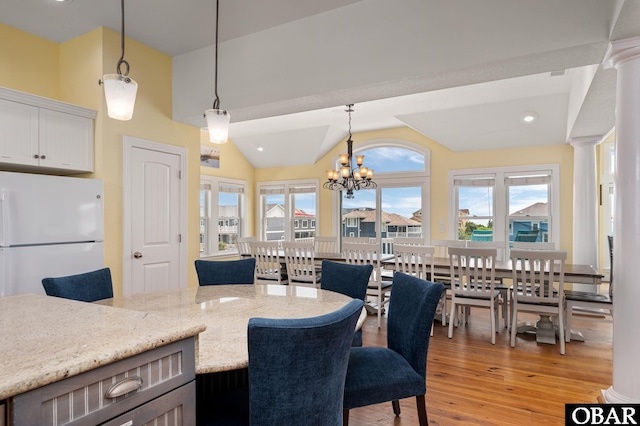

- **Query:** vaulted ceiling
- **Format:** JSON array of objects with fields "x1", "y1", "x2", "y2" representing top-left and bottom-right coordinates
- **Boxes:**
[{"x1": 2, "y1": 0, "x2": 638, "y2": 168}]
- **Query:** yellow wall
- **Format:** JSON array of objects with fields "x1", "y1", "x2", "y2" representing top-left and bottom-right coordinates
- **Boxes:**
[{"x1": 0, "y1": 24, "x2": 60, "y2": 99}]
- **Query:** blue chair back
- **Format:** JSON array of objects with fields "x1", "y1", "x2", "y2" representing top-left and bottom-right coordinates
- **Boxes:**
[
  {"x1": 195, "y1": 258, "x2": 256, "y2": 285},
  {"x1": 320, "y1": 260, "x2": 372, "y2": 300},
  {"x1": 387, "y1": 272, "x2": 445, "y2": 378},
  {"x1": 42, "y1": 268, "x2": 113, "y2": 302},
  {"x1": 248, "y1": 299, "x2": 364, "y2": 425}
]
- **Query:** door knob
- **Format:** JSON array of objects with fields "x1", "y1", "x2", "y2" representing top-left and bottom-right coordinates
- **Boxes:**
[{"x1": 133, "y1": 251, "x2": 143, "y2": 259}]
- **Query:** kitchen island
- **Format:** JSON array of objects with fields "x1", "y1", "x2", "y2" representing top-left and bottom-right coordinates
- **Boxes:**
[{"x1": 0, "y1": 293, "x2": 206, "y2": 425}]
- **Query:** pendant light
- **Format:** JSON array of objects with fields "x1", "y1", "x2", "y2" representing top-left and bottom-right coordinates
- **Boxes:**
[
  {"x1": 100, "y1": 0, "x2": 138, "y2": 121},
  {"x1": 204, "y1": 0, "x2": 230, "y2": 144}
]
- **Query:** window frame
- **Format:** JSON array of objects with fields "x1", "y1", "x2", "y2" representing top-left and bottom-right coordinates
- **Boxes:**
[
  {"x1": 448, "y1": 164, "x2": 560, "y2": 256},
  {"x1": 257, "y1": 179, "x2": 319, "y2": 242},
  {"x1": 200, "y1": 175, "x2": 246, "y2": 258}
]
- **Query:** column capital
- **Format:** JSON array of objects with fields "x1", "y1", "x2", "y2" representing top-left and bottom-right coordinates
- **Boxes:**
[
  {"x1": 604, "y1": 36, "x2": 640, "y2": 69},
  {"x1": 568, "y1": 135, "x2": 603, "y2": 147}
]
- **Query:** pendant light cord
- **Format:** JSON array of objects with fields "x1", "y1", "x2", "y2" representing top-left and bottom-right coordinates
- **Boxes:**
[
  {"x1": 212, "y1": 0, "x2": 221, "y2": 110},
  {"x1": 116, "y1": 0, "x2": 130, "y2": 78}
]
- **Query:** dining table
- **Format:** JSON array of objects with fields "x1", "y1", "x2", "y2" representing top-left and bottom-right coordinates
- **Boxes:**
[{"x1": 381, "y1": 255, "x2": 604, "y2": 343}]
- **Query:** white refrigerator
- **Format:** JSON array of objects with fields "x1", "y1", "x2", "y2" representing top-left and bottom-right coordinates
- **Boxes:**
[{"x1": 0, "y1": 171, "x2": 104, "y2": 297}]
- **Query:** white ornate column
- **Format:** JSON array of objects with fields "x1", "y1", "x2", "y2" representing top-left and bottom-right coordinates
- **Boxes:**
[
  {"x1": 602, "y1": 36, "x2": 640, "y2": 403},
  {"x1": 569, "y1": 136, "x2": 601, "y2": 292}
]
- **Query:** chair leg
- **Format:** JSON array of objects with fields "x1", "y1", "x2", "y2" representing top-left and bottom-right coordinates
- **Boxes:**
[
  {"x1": 491, "y1": 303, "x2": 496, "y2": 345},
  {"x1": 343, "y1": 409, "x2": 349, "y2": 426},
  {"x1": 565, "y1": 301, "x2": 573, "y2": 343},
  {"x1": 416, "y1": 395, "x2": 428, "y2": 426},
  {"x1": 392, "y1": 400, "x2": 401, "y2": 416},
  {"x1": 510, "y1": 307, "x2": 517, "y2": 348},
  {"x1": 377, "y1": 294, "x2": 382, "y2": 328},
  {"x1": 448, "y1": 300, "x2": 456, "y2": 338}
]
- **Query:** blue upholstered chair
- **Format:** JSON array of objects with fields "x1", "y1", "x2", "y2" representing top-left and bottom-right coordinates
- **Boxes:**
[
  {"x1": 42, "y1": 267, "x2": 113, "y2": 302},
  {"x1": 195, "y1": 258, "x2": 256, "y2": 285},
  {"x1": 248, "y1": 299, "x2": 364, "y2": 426},
  {"x1": 321, "y1": 260, "x2": 373, "y2": 346},
  {"x1": 342, "y1": 272, "x2": 445, "y2": 426}
]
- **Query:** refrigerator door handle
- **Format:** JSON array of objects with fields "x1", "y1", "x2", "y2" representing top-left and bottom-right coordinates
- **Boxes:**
[{"x1": 0, "y1": 190, "x2": 9, "y2": 247}]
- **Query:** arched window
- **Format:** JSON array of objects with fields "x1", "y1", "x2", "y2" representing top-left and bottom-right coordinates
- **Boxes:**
[{"x1": 333, "y1": 139, "x2": 431, "y2": 252}]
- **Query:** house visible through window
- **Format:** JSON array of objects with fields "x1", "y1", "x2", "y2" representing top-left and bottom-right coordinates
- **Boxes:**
[
  {"x1": 258, "y1": 180, "x2": 319, "y2": 241},
  {"x1": 200, "y1": 176, "x2": 246, "y2": 256}
]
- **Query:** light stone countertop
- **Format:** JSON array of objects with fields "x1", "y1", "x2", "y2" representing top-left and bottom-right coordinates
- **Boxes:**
[
  {"x1": 97, "y1": 284, "x2": 361, "y2": 374},
  {"x1": 0, "y1": 294, "x2": 206, "y2": 400}
]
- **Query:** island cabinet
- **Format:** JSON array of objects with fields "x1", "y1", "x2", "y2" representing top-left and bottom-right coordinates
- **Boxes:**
[
  {"x1": 10, "y1": 337, "x2": 196, "y2": 426},
  {"x1": 0, "y1": 87, "x2": 95, "y2": 174},
  {"x1": 0, "y1": 294, "x2": 206, "y2": 426}
]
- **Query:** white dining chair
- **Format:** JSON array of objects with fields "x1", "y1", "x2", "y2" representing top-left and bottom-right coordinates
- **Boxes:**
[
  {"x1": 510, "y1": 249, "x2": 567, "y2": 354},
  {"x1": 251, "y1": 241, "x2": 287, "y2": 285},
  {"x1": 448, "y1": 246, "x2": 500, "y2": 344},
  {"x1": 237, "y1": 236, "x2": 257, "y2": 258},
  {"x1": 343, "y1": 242, "x2": 390, "y2": 328},
  {"x1": 282, "y1": 241, "x2": 321, "y2": 286},
  {"x1": 313, "y1": 236, "x2": 340, "y2": 254},
  {"x1": 393, "y1": 243, "x2": 446, "y2": 334}
]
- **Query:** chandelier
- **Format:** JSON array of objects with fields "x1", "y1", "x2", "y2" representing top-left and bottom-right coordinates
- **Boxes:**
[{"x1": 323, "y1": 104, "x2": 376, "y2": 199}]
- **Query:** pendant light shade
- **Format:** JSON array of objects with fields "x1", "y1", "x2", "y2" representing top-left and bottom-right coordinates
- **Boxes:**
[
  {"x1": 100, "y1": 0, "x2": 137, "y2": 121},
  {"x1": 204, "y1": 0, "x2": 230, "y2": 144},
  {"x1": 205, "y1": 108, "x2": 230, "y2": 144},
  {"x1": 103, "y1": 74, "x2": 138, "y2": 120}
]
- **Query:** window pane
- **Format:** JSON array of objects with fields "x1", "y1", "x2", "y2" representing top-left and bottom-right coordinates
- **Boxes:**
[
  {"x1": 199, "y1": 189, "x2": 210, "y2": 254},
  {"x1": 508, "y1": 183, "x2": 549, "y2": 243},
  {"x1": 457, "y1": 186, "x2": 493, "y2": 240},
  {"x1": 293, "y1": 192, "x2": 316, "y2": 240},
  {"x1": 381, "y1": 186, "x2": 422, "y2": 254},
  {"x1": 342, "y1": 189, "x2": 376, "y2": 240},
  {"x1": 263, "y1": 194, "x2": 285, "y2": 241},
  {"x1": 218, "y1": 192, "x2": 239, "y2": 253},
  {"x1": 357, "y1": 147, "x2": 424, "y2": 173}
]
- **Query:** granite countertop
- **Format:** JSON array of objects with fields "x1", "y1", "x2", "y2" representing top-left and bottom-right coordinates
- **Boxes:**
[
  {"x1": 0, "y1": 294, "x2": 206, "y2": 400},
  {"x1": 98, "y1": 284, "x2": 360, "y2": 374}
]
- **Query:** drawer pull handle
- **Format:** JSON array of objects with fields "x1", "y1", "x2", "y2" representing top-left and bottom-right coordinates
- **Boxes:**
[{"x1": 105, "y1": 376, "x2": 143, "y2": 399}]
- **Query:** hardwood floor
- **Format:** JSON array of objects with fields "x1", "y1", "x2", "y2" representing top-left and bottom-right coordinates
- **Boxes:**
[{"x1": 348, "y1": 311, "x2": 613, "y2": 425}]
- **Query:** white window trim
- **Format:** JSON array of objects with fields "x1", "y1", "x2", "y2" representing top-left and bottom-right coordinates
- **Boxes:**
[
  {"x1": 200, "y1": 175, "x2": 246, "y2": 258},
  {"x1": 448, "y1": 164, "x2": 560, "y2": 250},
  {"x1": 257, "y1": 179, "x2": 319, "y2": 241}
]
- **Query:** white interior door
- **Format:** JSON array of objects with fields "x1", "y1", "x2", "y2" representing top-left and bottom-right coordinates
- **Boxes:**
[{"x1": 123, "y1": 137, "x2": 186, "y2": 295}]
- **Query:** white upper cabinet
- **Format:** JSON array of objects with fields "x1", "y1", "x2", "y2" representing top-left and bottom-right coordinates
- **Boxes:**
[
  {"x1": 0, "y1": 99, "x2": 39, "y2": 167},
  {"x1": 0, "y1": 87, "x2": 96, "y2": 173}
]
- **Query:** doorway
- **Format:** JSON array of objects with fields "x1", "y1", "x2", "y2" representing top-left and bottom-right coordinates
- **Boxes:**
[{"x1": 123, "y1": 136, "x2": 187, "y2": 295}]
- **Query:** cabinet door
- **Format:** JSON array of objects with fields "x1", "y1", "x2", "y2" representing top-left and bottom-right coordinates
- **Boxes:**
[
  {"x1": 39, "y1": 108, "x2": 94, "y2": 172},
  {"x1": 0, "y1": 99, "x2": 39, "y2": 167}
]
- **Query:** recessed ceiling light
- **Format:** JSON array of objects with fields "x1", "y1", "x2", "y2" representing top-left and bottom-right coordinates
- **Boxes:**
[
  {"x1": 55, "y1": 0, "x2": 73, "y2": 3},
  {"x1": 257, "y1": 146, "x2": 264, "y2": 152},
  {"x1": 521, "y1": 112, "x2": 538, "y2": 123}
]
